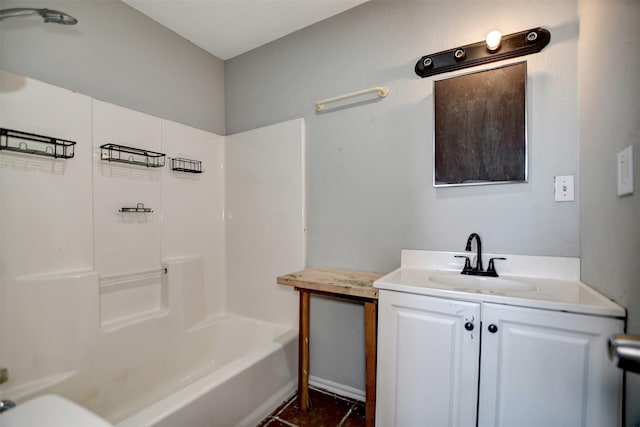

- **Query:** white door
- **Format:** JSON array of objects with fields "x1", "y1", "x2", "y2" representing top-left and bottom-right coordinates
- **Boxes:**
[
  {"x1": 478, "y1": 303, "x2": 624, "y2": 427},
  {"x1": 376, "y1": 290, "x2": 481, "y2": 427}
]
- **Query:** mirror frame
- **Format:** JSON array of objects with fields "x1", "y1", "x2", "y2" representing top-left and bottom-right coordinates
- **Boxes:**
[{"x1": 433, "y1": 61, "x2": 528, "y2": 187}]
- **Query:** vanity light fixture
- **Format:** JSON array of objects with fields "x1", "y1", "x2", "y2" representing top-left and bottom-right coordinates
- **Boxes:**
[
  {"x1": 485, "y1": 30, "x2": 502, "y2": 51},
  {"x1": 415, "y1": 27, "x2": 550, "y2": 78}
]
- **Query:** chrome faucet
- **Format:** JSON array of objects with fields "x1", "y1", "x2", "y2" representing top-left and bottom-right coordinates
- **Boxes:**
[{"x1": 455, "y1": 233, "x2": 506, "y2": 277}]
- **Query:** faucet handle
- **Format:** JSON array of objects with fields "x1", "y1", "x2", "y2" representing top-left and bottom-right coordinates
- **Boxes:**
[
  {"x1": 455, "y1": 255, "x2": 473, "y2": 274},
  {"x1": 487, "y1": 257, "x2": 507, "y2": 276}
]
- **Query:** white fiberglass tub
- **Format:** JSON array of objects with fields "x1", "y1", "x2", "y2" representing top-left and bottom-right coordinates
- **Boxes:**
[
  {"x1": 3, "y1": 262, "x2": 299, "y2": 427},
  {"x1": 115, "y1": 315, "x2": 298, "y2": 427}
]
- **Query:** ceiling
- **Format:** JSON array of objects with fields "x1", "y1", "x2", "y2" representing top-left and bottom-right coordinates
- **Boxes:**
[{"x1": 122, "y1": 0, "x2": 369, "y2": 60}]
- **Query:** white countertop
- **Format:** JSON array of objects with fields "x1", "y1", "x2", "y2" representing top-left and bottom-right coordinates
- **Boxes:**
[{"x1": 374, "y1": 250, "x2": 625, "y2": 318}]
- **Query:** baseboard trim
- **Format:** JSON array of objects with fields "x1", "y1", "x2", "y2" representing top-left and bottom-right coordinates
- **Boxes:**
[{"x1": 308, "y1": 376, "x2": 365, "y2": 402}]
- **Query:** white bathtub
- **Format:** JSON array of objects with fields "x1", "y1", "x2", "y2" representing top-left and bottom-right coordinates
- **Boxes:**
[
  {"x1": 2, "y1": 261, "x2": 299, "y2": 427},
  {"x1": 114, "y1": 315, "x2": 298, "y2": 427}
]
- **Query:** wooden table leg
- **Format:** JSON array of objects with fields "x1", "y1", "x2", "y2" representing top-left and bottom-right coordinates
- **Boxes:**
[
  {"x1": 364, "y1": 300, "x2": 377, "y2": 427},
  {"x1": 298, "y1": 290, "x2": 310, "y2": 411}
]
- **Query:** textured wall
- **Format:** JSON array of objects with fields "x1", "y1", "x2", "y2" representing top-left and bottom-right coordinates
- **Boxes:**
[
  {"x1": 226, "y1": 0, "x2": 580, "y2": 392},
  {"x1": 0, "y1": 0, "x2": 225, "y2": 134},
  {"x1": 578, "y1": 1, "x2": 640, "y2": 425}
]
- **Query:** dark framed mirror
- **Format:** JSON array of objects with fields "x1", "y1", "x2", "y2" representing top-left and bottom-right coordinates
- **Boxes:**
[{"x1": 433, "y1": 61, "x2": 527, "y2": 187}]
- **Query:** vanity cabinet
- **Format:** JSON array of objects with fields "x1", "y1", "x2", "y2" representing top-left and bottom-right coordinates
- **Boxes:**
[
  {"x1": 376, "y1": 290, "x2": 624, "y2": 427},
  {"x1": 376, "y1": 291, "x2": 481, "y2": 427}
]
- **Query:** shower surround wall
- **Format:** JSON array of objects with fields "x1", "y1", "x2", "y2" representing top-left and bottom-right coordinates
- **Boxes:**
[
  {"x1": 0, "y1": 70, "x2": 304, "y2": 421},
  {"x1": 91, "y1": 99, "x2": 226, "y2": 328},
  {"x1": 226, "y1": 120, "x2": 306, "y2": 327}
]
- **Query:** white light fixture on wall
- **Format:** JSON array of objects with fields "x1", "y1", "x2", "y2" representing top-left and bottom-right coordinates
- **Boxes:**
[{"x1": 486, "y1": 30, "x2": 502, "y2": 51}]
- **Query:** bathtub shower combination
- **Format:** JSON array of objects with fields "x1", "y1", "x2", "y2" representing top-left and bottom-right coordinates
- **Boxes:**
[
  {"x1": 115, "y1": 305, "x2": 299, "y2": 427},
  {"x1": 0, "y1": 70, "x2": 306, "y2": 425}
]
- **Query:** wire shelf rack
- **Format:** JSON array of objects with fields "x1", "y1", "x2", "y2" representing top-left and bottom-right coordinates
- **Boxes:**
[
  {"x1": 170, "y1": 157, "x2": 203, "y2": 174},
  {"x1": 100, "y1": 143, "x2": 165, "y2": 168},
  {"x1": 0, "y1": 128, "x2": 76, "y2": 159},
  {"x1": 119, "y1": 203, "x2": 153, "y2": 213}
]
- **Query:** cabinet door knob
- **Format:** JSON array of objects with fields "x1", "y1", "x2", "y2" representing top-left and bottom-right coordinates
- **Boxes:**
[
  {"x1": 464, "y1": 322, "x2": 474, "y2": 331},
  {"x1": 488, "y1": 324, "x2": 498, "y2": 333}
]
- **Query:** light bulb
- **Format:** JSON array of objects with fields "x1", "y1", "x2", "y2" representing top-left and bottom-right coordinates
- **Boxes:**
[{"x1": 486, "y1": 30, "x2": 502, "y2": 51}]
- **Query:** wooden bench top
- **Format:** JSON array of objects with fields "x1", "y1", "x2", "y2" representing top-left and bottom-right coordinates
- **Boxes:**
[{"x1": 277, "y1": 267, "x2": 384, "y2": 300}]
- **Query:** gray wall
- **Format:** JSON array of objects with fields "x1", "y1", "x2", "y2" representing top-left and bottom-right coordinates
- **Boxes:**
[
  {"x1": 578, "y1": 1, "x2": 640, "y2": 425},
  {"x1": 226, "y1": 0, "x2": 580, "y2": 392},
  {"x1": 0, "y1": 0, "x2": 225, "y2": 134}
]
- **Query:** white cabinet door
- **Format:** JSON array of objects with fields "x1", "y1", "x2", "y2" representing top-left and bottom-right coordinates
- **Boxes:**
[
  {"x1": 376, "y1": 290, "x2": 481, "y2": 427},
  {"x1": 478, "y1": 303, "x2": 624, "y2": 427}
]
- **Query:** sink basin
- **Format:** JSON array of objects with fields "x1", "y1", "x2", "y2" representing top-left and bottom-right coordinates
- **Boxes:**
[{"x1": 428, "y1": 275, "x2": 536, "y2": 292}]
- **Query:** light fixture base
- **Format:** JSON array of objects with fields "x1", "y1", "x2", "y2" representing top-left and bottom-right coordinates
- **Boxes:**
[{"x1": 415, "y1": 27, "x2": 550, "y2": 78}]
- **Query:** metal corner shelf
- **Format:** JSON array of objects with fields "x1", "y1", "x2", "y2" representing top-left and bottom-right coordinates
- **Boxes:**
[
  {"x1": 100, "y1": 143, "x2": 165, "y2": 168},
  {"x1": 0, "y1": 127, "x2": 76, "y2": 159},
  {"x1": 170, "y1": 157, "x2": 203, "y2": 174},
  {"x1": 119, "y1": 203, "x2": 153, "y2": 213}
]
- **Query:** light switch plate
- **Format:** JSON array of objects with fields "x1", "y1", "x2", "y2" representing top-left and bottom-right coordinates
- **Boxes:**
[
  {"x1": 554, "y1": 175, "x2": 575, "y2": 202},
  {"x1": 617, "y1": 146, "x2": 634, "y2": 196}
]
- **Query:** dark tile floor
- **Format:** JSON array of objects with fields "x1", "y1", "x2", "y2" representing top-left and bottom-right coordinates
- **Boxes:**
[{"x1": 257, "y1": 387, "x2": 365, "y2": 427}]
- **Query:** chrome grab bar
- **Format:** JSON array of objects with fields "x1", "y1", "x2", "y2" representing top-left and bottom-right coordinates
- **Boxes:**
[{"x1": 609, "y1": 334, "x2": 640, "y2": 374}]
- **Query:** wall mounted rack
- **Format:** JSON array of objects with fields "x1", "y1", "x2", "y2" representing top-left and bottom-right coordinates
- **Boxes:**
[
  {"x1": 0, "y1": 127, "x2": 76, "y2": 159},
  {"x1": 119, "y1": 203, "x2": 153, "y2": 213},
  {"x1": 415, "y1": 27, "x2": 550, "y2": 78},
  {"x1": 100, "y1": 143, "x2": 165, "y2": 168},
  {"x1": 170, "y1": 157, "x2": 203, "y2": 174}
]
